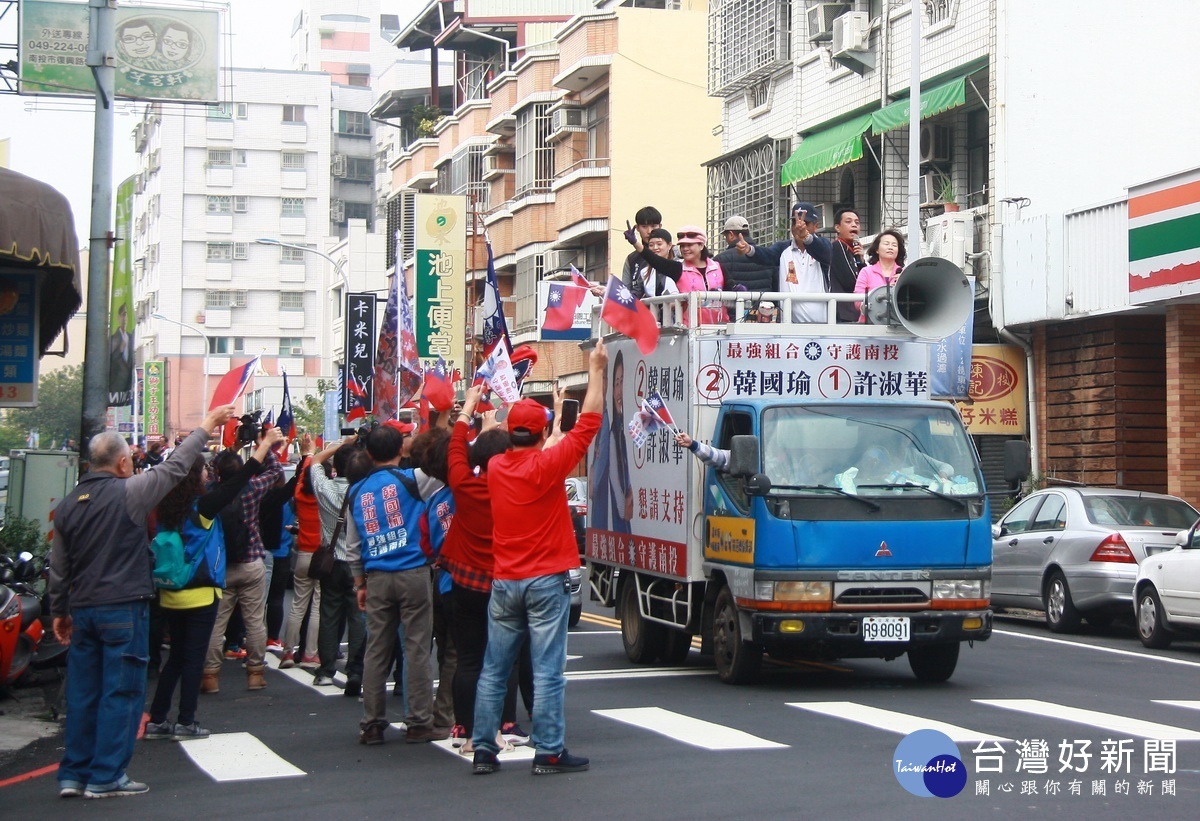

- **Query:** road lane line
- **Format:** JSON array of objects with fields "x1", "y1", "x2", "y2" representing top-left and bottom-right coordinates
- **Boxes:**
[
  {"x1": 787, "y1": 702, "x2": 1010, "y2": 743},
  {"x1": 594, "y1": 707, "x2": 788, "y2": 750},
  {"x1": 992, "y1": 628, "x2": 1200, "y2": 670},
  {"x1": 974, "y1": 699, "x2": 1200, "y2": 740},
  {"x1": 179, "y1": 732, "x2": 305, "y2": 781},
  {"x1": 1154, "y1": 700, "x2": 1200, "y2": 712},
  {"x1": 566, "y1": 667, "x2": 713, "y2": 682}
]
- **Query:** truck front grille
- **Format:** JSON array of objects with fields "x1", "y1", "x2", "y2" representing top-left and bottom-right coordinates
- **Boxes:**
[{"x1": 835, "y1": 586, "x2": 929, "y2": 606}]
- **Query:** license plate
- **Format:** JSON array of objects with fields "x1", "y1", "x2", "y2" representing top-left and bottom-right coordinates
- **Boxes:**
[{"x1": 862, "y1": 616, "x2": 910, "y2": 642}]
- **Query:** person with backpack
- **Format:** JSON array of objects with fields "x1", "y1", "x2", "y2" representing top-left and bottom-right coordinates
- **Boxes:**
[
  {"x1": 144, "y1": 428, "x2": 283, "y2": 741},
  {"x1": 200, "y1": 427, "x2": 285, "y2": 693}
]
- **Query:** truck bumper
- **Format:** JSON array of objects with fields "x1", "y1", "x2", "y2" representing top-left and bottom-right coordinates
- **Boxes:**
[{"x1": 751, "y1": 609, "x2": 992, "y2": 654}]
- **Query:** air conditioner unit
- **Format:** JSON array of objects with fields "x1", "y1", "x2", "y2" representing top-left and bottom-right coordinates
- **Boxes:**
[
  {"x1": 919, "y1": 123, "x2": 953, "y2": 164},
  {"x1": 133, "y1": 122, "x2": 148, "y2": 152},
  {"x1": 832, "y1": 11, "x2": 870, "y2": 54},
  {"x1": 808, "y1": 2, "x2": 851, "y2": 42},
  {"x1": 332, "y1": 154, "x2": 347, "y2": 177},
  {"x1": 918, "y1": 173, "x2": 938, "y2": 205},
  {"x1": 148, "y1": 152, "x2": 161, "y2": 173},
  {"x1": 331, "y1": 199, "x2": 346, "y2": 222},
  {"x1": 549, "y1": 105, "x2": 585, "y2": 140},
  {"x1": 924, "y1": 211, "x2": 975, "y2": 269},
  {"x1": 287, "y1": 346, "x2": 303, "y2": 356},
  {"x1": 482, "y1": 154, "x2": 512, "y2": 179},
  {"x1": 133, "y1": 173, "x2": 145, "y2": 194}
]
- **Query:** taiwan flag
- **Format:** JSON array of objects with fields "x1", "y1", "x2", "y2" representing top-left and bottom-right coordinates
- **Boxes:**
[
  {"x1": 600, "y1": 276, "x2": 659, "y2": 354},
  {"x1": 208, "y1": 355, "x2": 260, "y2": 410},
  {"x1": 543, "y1": 283, "x2": 587, "y2": 331},
  {"x1": 643, "y1": 390, "x2": 676, "y2": 431},
  {"x1": 570, "y1": 265, "x2": 592, "y2": 290},
  {"x1": 422, "y1": 356, "x2": 456, "y2": 412}
]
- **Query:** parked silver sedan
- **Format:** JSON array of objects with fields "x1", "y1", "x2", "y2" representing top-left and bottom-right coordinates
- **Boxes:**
[{"x1": 991, "y1": 487, "x2": 1198, "y2": 633}]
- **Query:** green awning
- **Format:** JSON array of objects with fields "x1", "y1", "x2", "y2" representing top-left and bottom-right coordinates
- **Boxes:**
[
  {"x1": 869, "y1": 76, "x2": 968, "y2": 135},
  {"x1": 780, "y1": 113, "x2": 873, "y2": 187}
]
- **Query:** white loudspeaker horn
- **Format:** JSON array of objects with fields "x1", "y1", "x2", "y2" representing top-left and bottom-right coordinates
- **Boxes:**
[{"x1": 862, "y1": 256, "x2": 972, "y2": 339}]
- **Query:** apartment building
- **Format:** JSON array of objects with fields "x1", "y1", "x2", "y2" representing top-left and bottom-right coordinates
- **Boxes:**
[
  {"x1": 380, "y1": 0, "x2": 719, "y2": 392},
  {"x1": 130, "y1": 68, "x2": 332, "y2": 436}
]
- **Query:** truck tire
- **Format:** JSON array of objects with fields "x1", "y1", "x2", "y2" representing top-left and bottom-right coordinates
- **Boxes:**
[
  {"x1": 659, "y1": 629, "x2": 692, "y2": 666},
  {"x1": 1043, "y1": 570, "x2": 1082, "y2": 633},
  {"x1": 907, "y1": 642, "x2": 960, "y2": 683},
  {"x1": 712, "y1": 586, "x2": 762, "y2": 684},
  {"x1": 569, "y1": 602, "x2": 582, "y2": 628},
  {"x1": 620, "y1": 578, "x2": 665, "y2": 664}
]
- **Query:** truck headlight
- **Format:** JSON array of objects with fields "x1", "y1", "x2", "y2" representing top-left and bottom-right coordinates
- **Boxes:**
[
  {"x1": 770, "y1": 581, "x2": 832, "y2": 603},
  {"x1": 932, "y1": 580, "x2": 988, "y2": 599}
]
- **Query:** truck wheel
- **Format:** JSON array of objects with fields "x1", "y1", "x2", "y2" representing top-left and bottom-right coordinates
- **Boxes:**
[
  {"x1": 619, "y1": 578, "x2": 665, "y2": 664},
  {"x1": 569, "y1": 602, "x2": 582, "y2": 628},
  {"x1": 659, "y1": 629, "x2": 692, "y2": 666},
  {"x1": 712, "y1": 586, "x2": 761, "y2": 684},
  {"x1": 907, "y1": 643, "x2": 960, "y2": 683},
  {"x1": 1044, "y1": 571, "x2": 1082, "y2": 633},
  {"x1": 1136, "y1": 586, "x2": 1173, "y2": 649}
]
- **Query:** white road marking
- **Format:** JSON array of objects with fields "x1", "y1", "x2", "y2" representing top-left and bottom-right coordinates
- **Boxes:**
[
  {"x1": 787, "y1": 702, "x2": 1009, "y2": 743},
  {"x1": 179, "y1": 732, "x2": 305, "y2": 781},
  {"x1": 566, "y1": 667, "x2": 712, "y2": 682},
  {"x1": 263, "y1": 653, "x2": 347, "y2": 695},
  {"x1": 1154, "y1": 700, "x2": 1200, "y2": 711},
  {"x1": 974, "y1": 699, "x2": 1200, "y2": 740},
  {"x1": 594, "y1": 707, "x2": 788, "y2": 750},
  {"x1": 993, "y1": 628, "x2": 1200, "y2": 670},
  {"x1": 432, "y1": 738, "x2": 536, "y2": 763}
]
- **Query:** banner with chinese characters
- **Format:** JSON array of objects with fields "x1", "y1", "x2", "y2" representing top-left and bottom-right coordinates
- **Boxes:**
[
  {"x1": 955, "y1": 344, "x2": 1027, "y2": 435},
  {"x1": 19, "y1": 1, "x2": 221, "y2": 102},
  {"x1": 0, "y1": 272, "x2": 40, "y2": 407},
  {"x1": 108, "y1": 175, "x2": 134, "y2": 407},
  {"x1": 343, "y1": 293, "x2": 376, "y2": 414},
  {"x1": 413, "y1": 194, "x2": 466, "y2": 360},
  {"x1": 143, "y1": 360, "x2": 165, "y2": 438},
  {"x1": 693, "y1": 337, "x2": 931, "y2": 405}
]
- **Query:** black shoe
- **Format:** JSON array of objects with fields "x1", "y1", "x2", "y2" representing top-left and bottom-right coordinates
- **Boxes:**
[
  {"x1": 343, "y1": 678, "x2": 361, "y2": 698},
  {"x1": 472, "y1": 750, "x2": 500, "y2": 775},
  {"x1": 359, "y1": 725, "x2": 385, "y2": 746},
  {"x1": 532, "y1": 748, "x2": 589, "y2": 775}
]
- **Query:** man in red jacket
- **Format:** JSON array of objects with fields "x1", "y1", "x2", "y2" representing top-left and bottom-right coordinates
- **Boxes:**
[{"x1": 471, "y1": 338, "x2": 608, "y2": 776}]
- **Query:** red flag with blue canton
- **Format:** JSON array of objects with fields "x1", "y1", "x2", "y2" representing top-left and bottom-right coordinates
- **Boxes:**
[
  {"x1": 601, "y1": 276, "x2": 659, "y2": 354},
  {"x1": 570, "y1": 265, "x2": 591, "y2": 290},
  {"x1": 644, "y1": 390, "x2": 675, "y2": 429},
  {"x1": 543, "y1": 283, "x2": 587, "y2": 331},
  {"x1": 422, "y1": 356, "x2": 456, "y2": 412},
  {"x1": 346, "y1": 373, "x2": 368, "y2": 421},
  {"x1": 208, "y1": 355, "x2": 260, "y2": 410}
]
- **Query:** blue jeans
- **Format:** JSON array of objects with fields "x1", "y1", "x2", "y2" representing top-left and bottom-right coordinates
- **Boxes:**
[
  {"x1": 472, "y1": 573, "x2": 570, "y2": 756},
  {"x1": 59, "y1": 602, "x2": 150, "y2": 792}
]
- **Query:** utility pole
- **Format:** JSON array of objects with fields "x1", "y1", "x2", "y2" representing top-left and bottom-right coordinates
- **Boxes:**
[{"x1": 80, "y1": 0, "x2": 117, "y2": 463}]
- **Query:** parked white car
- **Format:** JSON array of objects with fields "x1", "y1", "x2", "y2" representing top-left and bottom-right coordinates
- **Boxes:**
[{"x1": 1133, "y1": 521, "x2": 1200, "y2": 648}]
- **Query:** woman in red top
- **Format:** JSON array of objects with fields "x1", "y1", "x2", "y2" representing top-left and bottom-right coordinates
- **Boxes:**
[{"x1": 441, "y1": 385, "x2": 522, "y2": 752}]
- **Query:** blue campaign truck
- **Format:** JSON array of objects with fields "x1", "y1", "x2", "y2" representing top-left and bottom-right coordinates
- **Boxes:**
[{"x1": 586, "y1": 278, "x2": 1020, "y2": 684}]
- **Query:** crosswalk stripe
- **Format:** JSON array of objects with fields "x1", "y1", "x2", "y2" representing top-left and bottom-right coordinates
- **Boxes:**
[
  {"x1": 178, "y1": 732, "x2": 305, "y2": 781},
  {"x1": 594, "y1": 707, "x2": 788, "y2": 750},
  {"x1": 787, "y1": 701, "x2": 1009, "y2": 743},
  {"x1": 566, "y1": 667, "x2": 712, "y2": 682},
  {"x1": 1153, "y1": 700, "x2": 1200, "y2": 712},
  {"x1": 432, "y1": 738, "x2": 536, "y2": 764},
  {"x1": 974, "y1": 699, "x2": 1200, "y2": 741}
]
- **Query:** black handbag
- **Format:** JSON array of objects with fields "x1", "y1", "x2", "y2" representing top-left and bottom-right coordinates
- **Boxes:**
[{"x1": 309, "y1": 495, "x2": 349, "y2": 582}]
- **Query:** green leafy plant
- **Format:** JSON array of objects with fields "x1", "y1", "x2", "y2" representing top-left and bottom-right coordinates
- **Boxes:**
[
  {"x1": 410, "y1": 103, "x2": 444, "y2": 138},
  {"x1": 937, "y1": 175, "x2": 956, "y2": 204},
  {"x1": 0, "y1": 516, "x2": 48, "y2": 563}
]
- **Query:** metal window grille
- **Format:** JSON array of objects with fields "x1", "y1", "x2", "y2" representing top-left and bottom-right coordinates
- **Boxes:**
[
  {"x1": 514, "y1": 253, "x2": 546, "y2": 332},
  {"x1": 709, "y1": 0, "x2": 791, "y2": 95},
  {"x1": 207, "y1": 195, "x2": 232, "y2": 214},
  {"x1": 444, "y1": 144, "x2": 491, "y2": 218},
  {"x1": 385, "y1": 190, "x2": 417, "y2": 269},
  {"x1": 745, "y1": 78, "x2": 772, "y2": 110},
  {"x1": 706, "y1": 139, "x2": 793, "y2": 244},
  {"x1": 515, "y1": 103, "x2": 554, "y2": 198},
  {"x1": 458, "y1": 52, "x2": 504, "y2": 104},
  {"x1": 233, "y1": 195, "x2": 248, "y2": 212},
  {"x1": 281, "y1": 152, "x2": 305, "y2": 170},
  {"x1": 281, "y1": 197, "x2": 305, "y2": 217},
  {"x1": 207, "y1": 149, "x2": 232, "y2": 167},
  {"x1": 281, "y1": 246, "x2": 306, "y2": 263},
  {"x1": 206, "y1": 242, "x2": 234, "y2": 261},
  {"x1": 924, "y1": 0, "x2": 952, "y2": 25},
  {"x1": 279, "y1": 292, "x2": 305, "y2": 311}
]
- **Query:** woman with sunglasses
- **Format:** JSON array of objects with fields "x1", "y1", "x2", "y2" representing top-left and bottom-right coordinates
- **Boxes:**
[{"x1": 674, "y1": 226, "x2": 727, "y2": 324}]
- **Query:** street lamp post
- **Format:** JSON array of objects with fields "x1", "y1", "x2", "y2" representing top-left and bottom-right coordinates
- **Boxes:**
[{"x1": 152, "y1": 312, "x2": 210, "y2": 423}]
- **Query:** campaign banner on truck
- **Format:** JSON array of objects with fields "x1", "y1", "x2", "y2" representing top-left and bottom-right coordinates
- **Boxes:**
[
  {"x1": 19, "y1": 1, "x2": 221, "y2": 102},
  {"x1": 693, "y1": 337, "x2": 931, "y2": 405},
  {"x1": 586, "y1": 339, "x2": 692, "y2": 580}
]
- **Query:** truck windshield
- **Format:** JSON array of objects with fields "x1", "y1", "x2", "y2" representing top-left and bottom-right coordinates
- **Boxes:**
[{"x1": 760, "y1": 404, "x2": 983, "y2": 497}]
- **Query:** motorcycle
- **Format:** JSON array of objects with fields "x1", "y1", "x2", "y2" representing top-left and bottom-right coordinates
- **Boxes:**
[{"x1": 0, "y1": 551, "x2": 68, "y2": 688}]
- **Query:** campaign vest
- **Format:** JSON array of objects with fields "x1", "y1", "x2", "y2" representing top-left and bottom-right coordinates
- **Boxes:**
[{"x1": 348, "y1": 467, "x2": 428, "y2": 573}]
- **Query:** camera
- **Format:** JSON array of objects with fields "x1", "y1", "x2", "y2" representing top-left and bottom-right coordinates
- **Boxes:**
[{"x1": 237, "y1": 412, "x2": 262, "y2": 445}]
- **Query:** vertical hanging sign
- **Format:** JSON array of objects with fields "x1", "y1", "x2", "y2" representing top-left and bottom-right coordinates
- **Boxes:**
[
  {"x1": 414, "y1": 194, "x2": 466, "y2": 361},
  {"x1": 342, "y1": 292, "x2": 376, "y2": 414},
  {"x1": 144, "y1": 360, "x2": 165, "y2": 438}
]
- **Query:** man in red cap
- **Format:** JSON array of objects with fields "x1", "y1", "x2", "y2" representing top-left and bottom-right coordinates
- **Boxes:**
[{"x1": 470, "y1": 338, "x2": 609, "y2": 776}]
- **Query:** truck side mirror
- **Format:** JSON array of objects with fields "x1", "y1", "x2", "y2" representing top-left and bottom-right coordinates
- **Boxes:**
[
  {"x1": 728, "y1": 435, "x2": 760, "y2": 477},
  {"x1": 1003, "y1": 440, "x2": 1030, "y2": 487},
  {"x1": 745, "y1": 473, "x2": 772, "y2": 497}
]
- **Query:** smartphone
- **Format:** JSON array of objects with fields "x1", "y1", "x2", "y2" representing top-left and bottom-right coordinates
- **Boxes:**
[
  {"x1": 560, "y1": 399, "x2": 579, "y2": 433},
  {"x1": 340, "y1": 427, "x2": 356, "y2": 436}
]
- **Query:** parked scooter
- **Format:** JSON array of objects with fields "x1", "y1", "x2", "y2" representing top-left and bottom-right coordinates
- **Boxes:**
[{"x1": 0, "y1": 551, "x2": 68, "y2": 687}]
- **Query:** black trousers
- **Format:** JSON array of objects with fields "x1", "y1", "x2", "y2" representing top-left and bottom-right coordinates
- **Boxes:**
[
  {"x1": 445, "y1": 583, "x2": 519, "y2": 733},
  {"x1": 149, "y1": 600, "x2": 219, "y2": 726}
]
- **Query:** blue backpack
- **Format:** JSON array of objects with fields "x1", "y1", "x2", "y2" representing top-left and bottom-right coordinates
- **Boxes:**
[{"x1": 152, "y1": 508, "x2": 227, "y2": 591}]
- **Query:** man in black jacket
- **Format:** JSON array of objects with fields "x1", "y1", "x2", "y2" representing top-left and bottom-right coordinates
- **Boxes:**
[
  {"x1": 715, "y1": 215, "x2": 776, "y2": 294},
  {"x1": 49, "y1": 405, "x2": 236, "y2": 799},
  {"x1": 828, "y1": 207, "x2": 866, "y2": 323}
]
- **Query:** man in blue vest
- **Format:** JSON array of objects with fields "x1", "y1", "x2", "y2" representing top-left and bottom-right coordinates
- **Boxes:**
[{"x1": 347, "y1": 422, "x2": 446, "y2": 745}]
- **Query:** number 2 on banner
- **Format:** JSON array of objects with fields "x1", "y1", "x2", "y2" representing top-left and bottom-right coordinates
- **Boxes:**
[{"x1": 697, "y1": 364, "x2": 729, "y2": 402}]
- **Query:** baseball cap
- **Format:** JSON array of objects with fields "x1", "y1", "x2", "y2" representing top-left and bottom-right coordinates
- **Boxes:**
[
  {"x1": 792, "y1": 202, "x2": 821, "y2": 225},
  {"x1": 758, "y1": 301, "x2": 776, "y2": 313},
  {"x1": 722, "y1": 215, "x2": 750, "y2": 233},
  {"x1": 675, "y1": 225, "x2": 707, "y2": 245},
  {"x1": 506, "y1": 398, "x2": 550, "y2": 437},
  {"x1": 382, "y1": 420, "x2": 416, "y2": 435}
]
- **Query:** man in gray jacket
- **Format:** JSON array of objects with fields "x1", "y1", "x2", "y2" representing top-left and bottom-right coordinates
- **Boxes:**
[{"x1": 49, "y1": 405, "x2": 235, "y2": 799}]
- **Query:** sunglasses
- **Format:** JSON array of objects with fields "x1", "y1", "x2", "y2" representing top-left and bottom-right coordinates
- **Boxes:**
[{"x1": 677, "y1": 232, "x2": 704, "y2": 240}]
